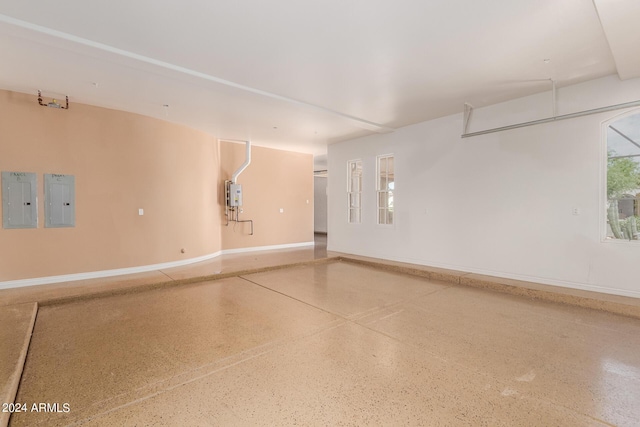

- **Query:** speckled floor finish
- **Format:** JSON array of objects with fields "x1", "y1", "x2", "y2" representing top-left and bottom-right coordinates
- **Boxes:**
[{"x1": 3, "y1": 239, "x2": 640, "y2": 426}]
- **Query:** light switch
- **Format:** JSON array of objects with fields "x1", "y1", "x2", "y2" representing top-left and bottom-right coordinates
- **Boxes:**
[{"x1": 139, "y1": 208, "x2": 144, "y2": 216}]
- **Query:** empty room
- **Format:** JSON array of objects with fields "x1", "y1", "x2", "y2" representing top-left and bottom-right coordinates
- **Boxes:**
[{"x1": 1, "y1": 1, "x2": 640, "y2": 426}]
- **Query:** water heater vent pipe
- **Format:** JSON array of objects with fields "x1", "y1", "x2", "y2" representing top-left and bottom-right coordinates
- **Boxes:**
[
  {"x1": 230, "y1": 140, "x2": 251, "y2": 183},
  {"x1": 220, "y1": 138, "x2": 254, "y2": 235}
]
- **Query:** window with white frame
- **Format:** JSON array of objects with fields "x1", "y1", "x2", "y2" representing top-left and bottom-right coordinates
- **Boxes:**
[
  {"x1": 347, "y1": 160, "x2": 362, "y2": 223},
  {"x1": 376, "y1": 154, "x2": 394, "y2": 225},
  {"x1": 605, "y1": 112, "x2": 640, "y2": 241}
]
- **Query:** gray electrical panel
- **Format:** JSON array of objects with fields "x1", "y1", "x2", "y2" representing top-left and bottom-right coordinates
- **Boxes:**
[
  {"x1": 2, "y1": 171, "x2": 38, "y2": 229},
  {"x1": 45, "y1": 173, "x2": 75, "y2": 228},
  {"x1": 229, "y1": 183, "x2": 243, "y2": 207}
]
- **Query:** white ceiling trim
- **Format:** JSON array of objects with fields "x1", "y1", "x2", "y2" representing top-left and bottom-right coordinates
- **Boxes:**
[{"x1": 0, "y1": 13, "x2": 394, "y2": 134}]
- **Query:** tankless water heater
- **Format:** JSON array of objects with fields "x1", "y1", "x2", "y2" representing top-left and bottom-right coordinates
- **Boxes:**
[{"x1": 229, "y1": 183, "x2": 242, "y2": 207}]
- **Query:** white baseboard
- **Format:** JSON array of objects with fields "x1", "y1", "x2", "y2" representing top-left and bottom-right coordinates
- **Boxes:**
[
  {"x1": 221, "y1": 241, "x2": 314, "y2": 255},
  {"x1": 331, "y1": 247, "x2": 640, "y2": 300},
  {"x1": 0, "y1": 241, "x2": 315, "y2": 290}
]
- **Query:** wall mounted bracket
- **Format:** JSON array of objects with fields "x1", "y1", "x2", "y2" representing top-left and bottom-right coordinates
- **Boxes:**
[
  {"x1": 463, "y1": 102, "x2": 474, "y2": 135},
  {"x1": 38, "y1": 90, "x2": 69, "y2": 109}
]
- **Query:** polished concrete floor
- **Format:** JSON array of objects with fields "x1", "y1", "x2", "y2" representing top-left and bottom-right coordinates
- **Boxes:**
[{"x1": 3, "y1": 236, "x2": 640, "y2": 426}]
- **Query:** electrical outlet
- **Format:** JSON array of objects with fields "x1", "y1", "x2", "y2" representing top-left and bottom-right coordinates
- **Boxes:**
[{"x1": 572, "y1": 207, "x2": 581, "y2": 216}]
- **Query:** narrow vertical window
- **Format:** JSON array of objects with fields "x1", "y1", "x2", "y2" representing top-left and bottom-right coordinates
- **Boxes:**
[
  {"x1": 377, "y1": 154, "x2": 394, "y2": 225},
  {"x1": 347, "y1": 160, "x2": 362, "y2": 223},
  {"x1": 606, "y1": 112, "x2": 640, "y2": 241}
]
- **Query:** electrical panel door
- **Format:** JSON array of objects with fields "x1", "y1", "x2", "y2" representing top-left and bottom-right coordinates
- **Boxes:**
[
  {"x1": 2, "y1": 171, "x2": 37, "y2": 229},
  {"x1": 45, "y1": 174, "x2": 75, "y2": 227}
]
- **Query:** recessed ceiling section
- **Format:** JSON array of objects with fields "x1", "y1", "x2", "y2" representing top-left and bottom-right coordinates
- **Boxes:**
[
  {"x1": 0, "y1": 14, "x2": 391, "y2": 129},
  {"x1": 0, "y1": 0, "x2": 632, "y2": 154},
  {"x1": 593, "y1": 0, "x2": 640, "y2": 80},
  {"x1": 0, "y1": 22, "x2": 373, "y2": 155}
]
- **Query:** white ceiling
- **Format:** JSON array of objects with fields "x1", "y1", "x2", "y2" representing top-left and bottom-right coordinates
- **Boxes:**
[{"x1": 0, "y1": 0, "x2": 638, "y2": 159}]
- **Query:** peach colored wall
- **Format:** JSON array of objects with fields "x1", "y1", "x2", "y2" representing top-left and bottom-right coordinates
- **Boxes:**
[
  {"x1": 220, "y1": 141, "x2": 314, "y2": 250},
  {"x1": 0, "y1": 90, "x2": 221, "y2": 281}
]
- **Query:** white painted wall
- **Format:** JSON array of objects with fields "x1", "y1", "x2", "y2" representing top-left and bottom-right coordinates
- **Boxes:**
[
  {"x1": 314, "y1": 176, "x2": 328, "y2": 233},
  {"x1": 328, "y1": 75, "x2": 640, "y2": 298}
]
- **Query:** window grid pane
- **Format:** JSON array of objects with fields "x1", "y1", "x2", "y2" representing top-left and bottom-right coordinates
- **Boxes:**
[
  {"x1": 377, "y1": 154, "x2": 394, "y2": 225},
  {"x1": 347, "y1": 160, "x2": 362, "y2": 224},
  {"x1": 378, "y1": 208, "x2": 386, "y2": 225}
]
